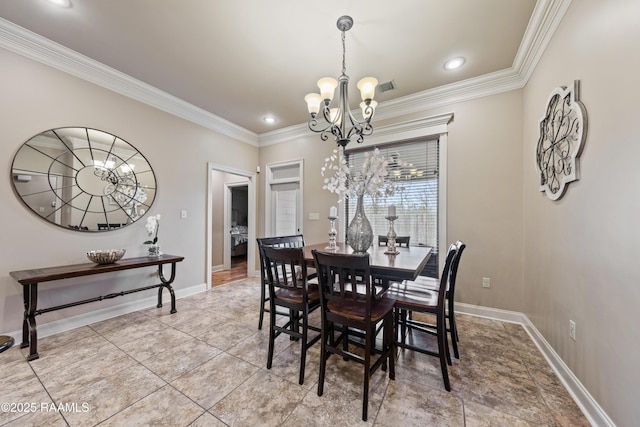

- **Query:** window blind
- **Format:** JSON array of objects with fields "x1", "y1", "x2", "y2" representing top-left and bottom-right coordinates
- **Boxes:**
[{"x1": 345, "y1": 139, "x2": 439, "y2": 255}]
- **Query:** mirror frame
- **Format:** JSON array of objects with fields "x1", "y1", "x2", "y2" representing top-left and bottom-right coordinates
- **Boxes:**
[{"x1": 10, "y1": 127, "x2": 157, "y2": 232}]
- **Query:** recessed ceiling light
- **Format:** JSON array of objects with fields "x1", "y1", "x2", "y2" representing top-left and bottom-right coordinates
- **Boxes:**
[
  {"x1": 444, "y1": 57, "x2": 466, "y2": 71},
  {"x1": 263, "y1": 116, "x2": 276, "y2": 125},
  {"x1": 49, "y1": 0, "x2": 71, "y2": 7}
]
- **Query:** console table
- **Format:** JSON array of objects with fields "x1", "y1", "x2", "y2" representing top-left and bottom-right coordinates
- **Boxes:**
[{"x1": 9, "y1": 254, "x2": 184, "y2": 361}]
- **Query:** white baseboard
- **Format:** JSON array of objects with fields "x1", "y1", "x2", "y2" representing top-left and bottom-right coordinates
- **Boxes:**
[
  {"x1": 212, "y1": 264, "x2": 224, "y2": 273},
  {"x1": 2, "y1": 282, "x2": 207, "y2": 344},
  {"x1": 455, "y1": 302, "x2": 614, "y2": 427},
  {"x1": 455, "y1": 302, "x2": 525, "y2": 324}
]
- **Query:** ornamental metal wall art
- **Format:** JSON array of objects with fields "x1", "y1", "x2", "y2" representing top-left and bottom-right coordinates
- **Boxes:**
[{"x1": 536, "y1": 80, "x2": 587, "y2": 200}]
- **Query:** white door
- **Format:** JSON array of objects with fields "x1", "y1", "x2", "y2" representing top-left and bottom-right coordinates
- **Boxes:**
[{"x1": 271, "y1": 182, "x2": 300, "y2": 235}]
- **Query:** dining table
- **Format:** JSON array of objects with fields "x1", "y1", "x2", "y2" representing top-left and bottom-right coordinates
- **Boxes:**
[{"x1": 303, "y1": 242, "x2": 432, "y2": 286}]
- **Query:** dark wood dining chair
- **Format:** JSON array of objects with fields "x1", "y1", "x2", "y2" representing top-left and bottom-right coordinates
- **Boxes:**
[
  {"x1": 395, "y1": 236, "x2": 410, "y2": 247},
  {"x1": 261, "y1": 245, "x2": 321, "y2": 385},
  {"x1": 256, "y1": 235, "x2": 306, "y2": 330},
  {"x1": 403, "y1": 240, "x2": 466, "y2": 360},
  {"x1": 312, "y1": 250, "x2": 396, "y2": 421},
  {"x1": 97, "y1": 223, "x2": 121, "y2": 230},
  {"x1": 385, "y1": 243, "x2": 458, "y2": 392},
  {"x1": 378, "y1": 235, "x2": 410, "y2": 247}
]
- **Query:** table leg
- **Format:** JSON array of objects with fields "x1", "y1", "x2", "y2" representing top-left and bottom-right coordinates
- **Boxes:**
[
  {"x1": 21, "y1": 283, "x2": 39, "y2": 361},
  {"x1": 157, "y1": 262, "x2": 177, "y2": 314},
  {"x1": 21, "y1": 284, "x2": 29, "y2": 348}
]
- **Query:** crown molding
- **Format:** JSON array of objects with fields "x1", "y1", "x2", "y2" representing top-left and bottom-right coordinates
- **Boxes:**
[
  {"x1": 513, "y1": 0, "x2": 573, "y2": 83},
  {"x1": 375, "y1": 67, "x2": 524, "y2": 123},
  {"x1": 259, "y1": 67, "x2": 521, "y2": 147},
  {"x1": 259, "y1": 0, "x2": 571, "y2": 147},
  {"x1": 0, "y1": 18, "x2": 259, "y2": 147},
  {"x1": 0, "y1": 0, "x2": 570, "y2": 150},
  {"x1": 258, "y1": 122, "x2": 310, "y2": 148}
]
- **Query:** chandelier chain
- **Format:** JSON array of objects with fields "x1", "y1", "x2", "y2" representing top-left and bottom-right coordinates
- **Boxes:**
[{"x1": 341, "y1": 30, "x2": 347, "y2": 76}]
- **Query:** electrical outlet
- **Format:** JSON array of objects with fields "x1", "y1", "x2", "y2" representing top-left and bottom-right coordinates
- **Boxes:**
[
  {"x1": 569, "y1": 320, "x2": 576, "y2": 341},
  {"x1": 482, "y1": 277, "x2": 491, "y2": 288}
]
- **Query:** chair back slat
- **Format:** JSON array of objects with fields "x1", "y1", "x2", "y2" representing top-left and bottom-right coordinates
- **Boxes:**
[
  {"x1": 257, "y1": 234, "x2": 305, "y2": 283},
  {"x1": 312, "y1": 250, "x2": 372, "y2": 318},
  {"x1": 261, "y1": 246, "x2": 306, "y2": 292},
  {"x1": 257, "y1": 234, "x2": 304, "y2": 248}
]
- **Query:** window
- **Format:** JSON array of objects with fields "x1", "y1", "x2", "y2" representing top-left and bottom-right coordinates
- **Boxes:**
[{"x1": 346, "y1": 139, "x2": 439, "y2": 275}]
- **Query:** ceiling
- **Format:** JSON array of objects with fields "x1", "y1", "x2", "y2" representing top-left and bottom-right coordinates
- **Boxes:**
[{"x1": 0, "y1": 0, "x2": 539, "y2": 136}]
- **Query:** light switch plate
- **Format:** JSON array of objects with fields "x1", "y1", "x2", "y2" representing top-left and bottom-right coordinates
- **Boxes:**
[{"x1": 308, "y1": 212, "x2": 320, "y2": 220}]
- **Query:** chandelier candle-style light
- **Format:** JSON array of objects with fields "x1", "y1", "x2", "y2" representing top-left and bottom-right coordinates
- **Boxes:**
[{"x1": 305, "y1": 16, "x2": 378, "y2": 147}]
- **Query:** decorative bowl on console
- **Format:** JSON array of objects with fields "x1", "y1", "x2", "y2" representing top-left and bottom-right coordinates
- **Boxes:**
[{"x1": 87, "y1": 249, "x2": 126, "y2": 265}]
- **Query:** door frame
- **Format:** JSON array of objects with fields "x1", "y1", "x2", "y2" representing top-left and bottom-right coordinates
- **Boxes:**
[
  {"x1": 264, "y1": 159, "x2": 303, "y2": 236},
  {"x1": 206, "y1": 162, "x2": 256, "y2": 289}
]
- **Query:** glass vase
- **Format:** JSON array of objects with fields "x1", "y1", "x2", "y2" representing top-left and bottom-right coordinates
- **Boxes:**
[
  {"x1": 147, "y1": 244, "x2": 161, "y2": 257},
  {"x1": 347, "y1": 194, "x2": 373, "y2": 253}
]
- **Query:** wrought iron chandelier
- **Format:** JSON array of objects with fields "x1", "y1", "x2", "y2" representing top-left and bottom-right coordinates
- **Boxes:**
[{"x1": 304, "y1": 16, "x2": 378, "y2": 148}]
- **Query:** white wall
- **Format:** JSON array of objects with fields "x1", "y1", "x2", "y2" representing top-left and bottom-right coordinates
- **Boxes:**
[
  {"x1": 260, "y1": 90, "x2": 526, "y2": 312},
  {"x1": 0, "y1": 48, "x2": 258, "y2": 334},
  {"x1": 522, "y1": 1, "x2": 640, "y2": 425}
]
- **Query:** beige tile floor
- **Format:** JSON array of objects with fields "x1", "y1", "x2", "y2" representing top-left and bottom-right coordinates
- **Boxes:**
[{"x1": 1, "y1": 278, "x2": 590, "y2": 426}]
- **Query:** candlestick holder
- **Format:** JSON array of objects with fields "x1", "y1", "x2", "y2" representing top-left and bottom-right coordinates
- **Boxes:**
[
  {"x1": 384, "y1": 215, "x2": 399, "y2": 255},
  {"x1": 325, "y1": 215, "x2": 338, "y2": 250}
]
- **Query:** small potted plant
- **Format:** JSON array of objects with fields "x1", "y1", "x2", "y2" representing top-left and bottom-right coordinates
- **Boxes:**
[{"x1": 144, "y1": 214, "x2": 161, "y2": 256}]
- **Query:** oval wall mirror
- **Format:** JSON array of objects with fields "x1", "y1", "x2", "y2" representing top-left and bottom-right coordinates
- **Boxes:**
[{"x1": 11, "y1": 127, "x2": 157, "y2": 232}]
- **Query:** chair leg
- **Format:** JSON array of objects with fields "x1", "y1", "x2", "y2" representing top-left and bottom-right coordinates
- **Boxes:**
[
  {"x1": 258, "y1": 282, "x2": 266, "y2": 330},
  {"x1": 299, "y1": 307, "x2": 308, "y2": 385},
  {"x1": 267, "y1": 301, "x2": 276, "y2": 369},
  {"x1": 437, "y1": 312, "x2": 451, "y2": 391},
  {"x1": 385, "y1": 312, "x2": 395, "y2": 380},
  {"x1": 318, "y1": 319, "x2": 329, "y2": 397},
  {"x1": 401, "y1": 309, "x2": 408, "y2": 344},
  {"x1": 448, "y1": 298, "x2": 460, "y2": 359},
  {"x1": 362, "y1": 329, "x2": 372, "y2": 421},
  {"x1": 393, "y1": 308, "x2": 400, "y2": 347},
  {"x1": 291, "y1": 309, "x2": 300, "y2": 341},
  {"x1": 380, "y1": 323, "x2": 387, "y2": 372},
  {"x1": 342, "y1": 326, "x2": 349, "y2": 360},
  {"x1": 444, "y1": 318, "x2": 452, "y2": 366}
]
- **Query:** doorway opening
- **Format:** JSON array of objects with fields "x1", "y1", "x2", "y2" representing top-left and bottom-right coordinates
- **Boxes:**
[
  {"x1": 207, "y1": 163, "x2": 256, "y2": 289},
  {"x1": 228, "y1": 183, "x2": 248, "y2": 272}
]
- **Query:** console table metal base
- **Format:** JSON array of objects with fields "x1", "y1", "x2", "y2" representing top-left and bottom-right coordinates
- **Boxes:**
[{"x1": 10, "y1": 255, "x2": 184, "y2": 361}]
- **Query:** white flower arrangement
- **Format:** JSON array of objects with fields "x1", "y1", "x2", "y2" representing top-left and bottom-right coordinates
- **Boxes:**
[
  {"x1": 321, "y1": 147, "x2": 403, "y2": 198},
  {"x1": 143, "y1": 214, "x2": 161, "y2": 245}
]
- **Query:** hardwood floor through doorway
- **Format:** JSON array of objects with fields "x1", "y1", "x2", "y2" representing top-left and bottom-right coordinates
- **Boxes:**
[{"x1": 211, "y1": 257, "x2": 247, "y2": 287}]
